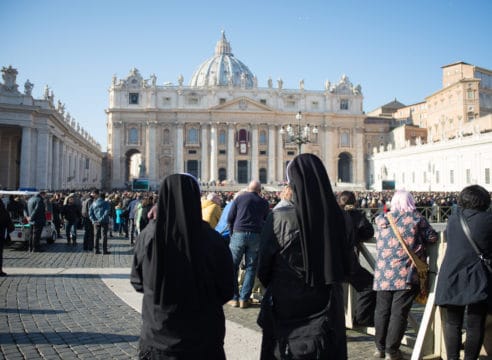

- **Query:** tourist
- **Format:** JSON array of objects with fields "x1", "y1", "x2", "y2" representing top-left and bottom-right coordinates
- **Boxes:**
[
  {"x1": 0, "y1": 199, "x2": 14, "y2": 276},
  {"x1": 26, "y1": 191, "x2": 47, "y2": 252},
  {"x1": 227, "y1": 180, "x2": 270, "y2": 309},
  {"x1": 373, "y1": 190, "x2": 438, "y2": 360},
  {"x1": 89, "y1": 190, "x2": 111, "y2": 255},
  {"x1": 435, "y1": 185, "x2": 492, "y2": 360},
  {"x1": 338, "y1": 190, "x2": 376, "y2": 327}
]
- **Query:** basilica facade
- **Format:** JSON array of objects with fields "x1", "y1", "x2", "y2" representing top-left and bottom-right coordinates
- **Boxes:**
[{"x1": 106, "y1": 32, "x2": 367, "y2": 190}]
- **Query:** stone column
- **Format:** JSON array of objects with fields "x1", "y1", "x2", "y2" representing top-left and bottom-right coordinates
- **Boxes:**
[
  {"x1": 355, "y1": 126, "x2": 364, "y2": 186},
  {"x1": 267, "y1": 125, "x2": 276, "y2": 183},
  {"x1": 112, "y1": 122, "x2": 123, "y2": 188},
  {"x1": 227, "y1": 124, "x2": 235, "y2": 183},
  {"x1": 19, "y1": 126, "x2": 33, "y2": 189},
  {"x1": 52, "y1": 138, "x2": 60, "y2": 190},
  {"x1": 210, "y1": 124, "x2": 218, "y2": 182},
  {"x1": 147, "y1": 121, "x2": 157, "y2": 183},
  {"x1": 47, "y1": 133, "x2": 53, "y2": 190},
  {"x1": 60, "y1": 143, "x2": 67, "y2": 189},
  {"x1": 324, "y1": 125, "x2": 336, "y2": 181},
  {"x1": 175, "y1": 124, "x2": 184, "y2": 173},
  {"x1": 277, "y1": 127, "x2": 284, "y2": 182},
  {"x1": 251, "y1": 125, "x2": 259, "y2": 181},
  {"x1": 36, "y1": 129, "x2": 50, "y2": 190},
  {"x1": 201, "y1": 124, "x2": 210, "y2": 182}
]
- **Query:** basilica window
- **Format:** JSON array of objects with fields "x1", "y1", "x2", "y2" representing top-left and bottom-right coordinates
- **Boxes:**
[
  {"x1": 259, "y1": 168, "x2": 267, "y2": 184},
  {"x1": 128, "y1": 127, "x2": 139, "y2": 145},
  {"x1": 129, "y1": 93, "x2": 139, "y2": 105},
  {"x1": 340, "y1": 131, "x2": 350, "y2": 147},
  {"x1": 259, "y1": 130, "x2": 267, "y2": 145},
  {"x1": 187, "y1": 127, "x2": 199, "y2": 145},
  {"x1": 219, "y1": 130, "x2": 226, "y2": 145},
  {"x1": 466, "y1": 169, "x2": 471, "y2": 184},
  {"x1": 450, "y1": 170, "x2": 454, "y2": 184},
  {"x1": 163, "y1": 129, "x2": 170, "y2": 144},
  {"x1": 485, "y1": 168, "x2": 490, "y2": 184},
  {"x1": 435, "y1": 171, "x2": 440, "y2": 184},
  {"x1": 467, "y1": 89, "x2": 475, "y2": 100},
  {"x1": 340, "y1": 99, "x2": 349, "y2": 110},
  {"x1": 286, "y1": 100, "x2": 296, "y2": 108}
]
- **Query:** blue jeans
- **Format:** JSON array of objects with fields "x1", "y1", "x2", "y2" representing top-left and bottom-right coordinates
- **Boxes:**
[
  {"x1": 64, "y1": 221, "x2": 77, "y2": 243},
  {"x1": 229, "y1": 231, "x2": 260, "y2": 301}
]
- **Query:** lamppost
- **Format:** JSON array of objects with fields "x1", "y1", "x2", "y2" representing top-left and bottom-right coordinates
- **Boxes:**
[{"x1": 279, "y1": 111, "x2": 318, "y2": 154}]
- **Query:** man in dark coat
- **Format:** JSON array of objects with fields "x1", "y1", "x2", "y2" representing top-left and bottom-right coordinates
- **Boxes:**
[
  {"x1": 27, "y1": 191, "x2": 47, "y2": 252},
  {"x1": 0, "y1": 199, "x2": 15, "y2": 276},
  {"x1": 81, "y1": 192, "x2": 95, "y2": 251},
  {"x1": 130, "y1": 174, "x2": 234, "y2": 359},
  {"x1": 338, "y1": 190, "x2": 376, "y2": 327}
]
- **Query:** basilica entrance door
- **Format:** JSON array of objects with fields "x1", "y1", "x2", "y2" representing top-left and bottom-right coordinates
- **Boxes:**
[{"x1": 237, "y1": 160, "x2": 248, "y2": 184}]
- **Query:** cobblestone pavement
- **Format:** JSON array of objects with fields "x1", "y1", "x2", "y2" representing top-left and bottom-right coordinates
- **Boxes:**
[{"x1": 1, "y1": 234, "x2": 413, "y2": 359}]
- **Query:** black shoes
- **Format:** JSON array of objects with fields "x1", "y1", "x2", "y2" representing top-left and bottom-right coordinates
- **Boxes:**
[
  {"x1": 0, "y1": 271, "x2": 7, "y2": 277},
  {"x1": 103, "y1": 251, "x2": 111, "y2": 255}
]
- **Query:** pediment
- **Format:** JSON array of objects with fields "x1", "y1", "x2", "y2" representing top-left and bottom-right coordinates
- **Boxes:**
[{"x1": 211, "y1": 97, "x2": 274, "y2": 112}]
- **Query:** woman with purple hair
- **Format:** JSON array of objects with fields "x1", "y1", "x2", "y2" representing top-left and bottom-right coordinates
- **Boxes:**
[{"x1": 372, "y1": 190, "x2": 438, "y2": 360}]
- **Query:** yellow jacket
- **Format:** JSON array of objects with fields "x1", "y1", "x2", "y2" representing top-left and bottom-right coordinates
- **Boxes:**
[{"x1": 201, "y1": 199, "x2": 222, "y2": 229}]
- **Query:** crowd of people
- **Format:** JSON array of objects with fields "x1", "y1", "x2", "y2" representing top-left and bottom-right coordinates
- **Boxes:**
[
  {"x1": 128, "y1": 156, "x2": 490, "y2": 360},
  {"x1": 1, "y1": 159, "x2": 491, "y2": 359}
]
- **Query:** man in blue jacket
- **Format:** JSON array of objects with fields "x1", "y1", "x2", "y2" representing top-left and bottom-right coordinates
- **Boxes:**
[
  {"x1": 89, "y1": 190, "x2": 111, "y2": 254},
  {"x1": 227, "y1": 180, "x2": 270, "y2": 308},
  {"x1": 27, "y1": 191, "x2": 47, "y2": 252}
]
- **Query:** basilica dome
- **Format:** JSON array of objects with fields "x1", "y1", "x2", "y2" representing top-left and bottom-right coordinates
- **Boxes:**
[{"x1": 189, "y1": 31, "x2": 255, "y2": 88}]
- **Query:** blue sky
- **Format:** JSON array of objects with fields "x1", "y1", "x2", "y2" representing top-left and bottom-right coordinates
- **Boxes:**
[{"x1": 2, "y1": 0, "x2": 491, "y2": 150}]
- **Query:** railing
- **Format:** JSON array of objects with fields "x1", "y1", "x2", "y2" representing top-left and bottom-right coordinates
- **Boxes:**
[{"x1": 359, "y1": 206, "x2": 455, "y2": 224}]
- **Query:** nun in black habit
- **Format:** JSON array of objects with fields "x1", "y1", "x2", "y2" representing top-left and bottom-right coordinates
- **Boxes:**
[
  {"x1": 131, "y1": 173, "x2": 234, "y2": 359},
  {"x1": 257, "y1": 153, "x2": 352, "y2": 359}
]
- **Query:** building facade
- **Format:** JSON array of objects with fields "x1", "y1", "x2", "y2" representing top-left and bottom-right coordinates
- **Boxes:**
[
  {"x1": 0, "y1": 66, "x2": 103, "y2": 190},
  {"x1": 106, "y1": 32, "x2": 366, "y2": 190},
  {"x1": 369, "y1": 62, "x2": 492, "y2": 191}
]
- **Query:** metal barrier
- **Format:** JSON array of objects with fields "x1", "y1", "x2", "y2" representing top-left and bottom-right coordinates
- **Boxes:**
[{"x1": 360, "y1": 206, "x2": 454, "y2": 224}]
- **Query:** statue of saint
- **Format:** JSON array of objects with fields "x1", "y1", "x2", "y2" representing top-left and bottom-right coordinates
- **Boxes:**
[{"x1": 24, "y1": 79, "x2": 34, "y2": 96}]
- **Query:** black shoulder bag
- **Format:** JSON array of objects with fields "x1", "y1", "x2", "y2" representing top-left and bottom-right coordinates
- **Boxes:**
[{"x1": 459, "y1": 213, "x2": 492, "y2": 273}]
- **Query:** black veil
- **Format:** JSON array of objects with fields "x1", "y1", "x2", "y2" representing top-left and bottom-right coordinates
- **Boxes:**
[
  {"x1": 287, "y1": 154, "x2": 349, "y2": 286},
  {"x1": 151, "y1": 173, "x2": 206, "y2": 307}
]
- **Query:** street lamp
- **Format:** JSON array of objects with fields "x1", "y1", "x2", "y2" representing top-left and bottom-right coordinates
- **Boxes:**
[{"x1": 279, "y1": 111, "x2": 318, "y2": 154}]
